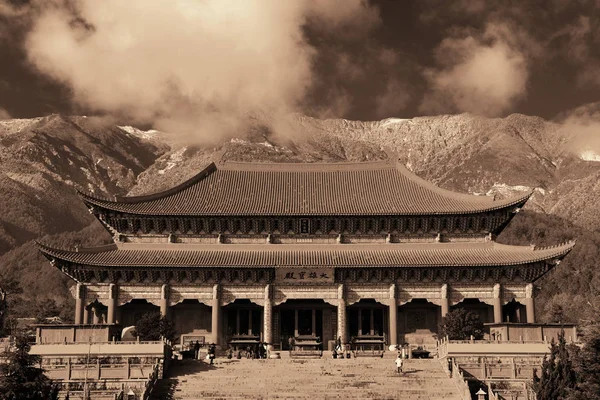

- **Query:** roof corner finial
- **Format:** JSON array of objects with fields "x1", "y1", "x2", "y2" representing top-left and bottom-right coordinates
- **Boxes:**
[
  {"x1": 386, "y1": 233, "x2": 392, "y2": 243},
  {"x1": 435, "y1": 233, "x2": 441, "y2": 242},
  {"x1": 530, "y1": 243, "x2": 536, "y2": 250},
  {"x1": 266, "y1": 233, "x2": 272, "y2": 244},
  {"x1": 336, "y1": 234, "x2": 343, "y2": 244}
]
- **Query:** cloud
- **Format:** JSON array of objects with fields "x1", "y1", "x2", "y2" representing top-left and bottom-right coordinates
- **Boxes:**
[
  {"x1": 0, "y1": 107, "x2": 10, "y2": 119},
  {"x1": 20, "y1": 0, "x2": 376, "y2": 142},
  {"x1": 556, "y1": 102, "x2": 600, "y2": 156},
  {"x1": 420, "y1": 22, "x2": 530, "y2": 117}
]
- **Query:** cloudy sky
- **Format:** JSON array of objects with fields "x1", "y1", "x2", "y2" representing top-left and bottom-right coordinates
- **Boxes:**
[{"x1": 0, "y1": 0, "x2": 599, "y2": 133}]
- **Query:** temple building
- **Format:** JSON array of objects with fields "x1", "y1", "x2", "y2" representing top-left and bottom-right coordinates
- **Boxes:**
[{"x1": 38, "y1": 159, "x2": 574, "y2": 350}]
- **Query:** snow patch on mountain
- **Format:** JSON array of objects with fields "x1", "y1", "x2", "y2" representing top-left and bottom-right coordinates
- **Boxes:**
[
  {"x1": 379, "y1": 118, "x2": 411, "y2": 128},
  {"x1": 579, "y1": 150, "x2": 600, "y2": 162},
  {"x1": 488, "y1": 183, "x2": 533, "y2": 197},
  {"x1": 118, "y1": 125, "x2": 159, "y2": 140},
  {"x1": 157, "y1": 147, "x2": 187, "y2": 175}
]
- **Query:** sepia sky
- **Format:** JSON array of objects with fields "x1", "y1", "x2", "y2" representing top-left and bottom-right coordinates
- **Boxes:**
[{"x1": 0, "y1": 0, "x2": 599, "y2": 132}]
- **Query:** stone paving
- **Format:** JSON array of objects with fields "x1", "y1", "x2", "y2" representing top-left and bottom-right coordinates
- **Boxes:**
[{"x1": 150, "y1": 354, "x2": 463, "y2": 400}]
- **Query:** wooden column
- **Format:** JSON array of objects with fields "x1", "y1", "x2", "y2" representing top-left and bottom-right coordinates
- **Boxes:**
[
  {"x1": 525, "y1": 283, "x2": 535, "y2": 323},
  {"x1": 263, "y1": 285, "x2": 273, "y2": 350},
  {"x1": 74, "y1": 283, "x2": 85, "y2": 325},
  {"x1": 160, "y1": 284, "x2": 169, "y2": 318},
  {"x1": 312, "y1": 309, "x2": 316, "y2": 335},
  {"x1": 493, "y1": 284, "x2": 503, "y2": 323},
  {"x1": 236, "y1": 310, "x2": 241, "y2": 334},
  {"x1": 441, "y1": 284, "x2": 449, "y2": 317},
  {"x1": 107, "y1": 284, "x2": 117, "y2": 324},
  {"x1": 369, "y1": 309, "x2": 374, "y2": 335},
  {"x1": 248, "y1": 309, "x2": 253, "y2": 335},
  {"x1": 337, "y1": 284, "x2": 347, "y2": 349},
  {"x1": 388, "y1": 284, "x2": 397, "y2": 349},
  {"x1": 211, "y1": 284, "x2": 221, "y2": 345},
  {"x1": 83, "y1": 306, "x2": 89, "y2": 325},
  {"x1": 294, "y1": 310, "x2": 299, "y2": 337},
  {"x1": 358, "y1": 309, "x2": 362, "y2": 335},
  {"x1": 92, "y1": 305, "x2": 101, "y2": 324}
]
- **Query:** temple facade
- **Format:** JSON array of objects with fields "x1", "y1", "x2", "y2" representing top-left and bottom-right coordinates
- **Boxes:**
[{"x1": 38, "y1": 159, "x2": 574, "y2": 349}]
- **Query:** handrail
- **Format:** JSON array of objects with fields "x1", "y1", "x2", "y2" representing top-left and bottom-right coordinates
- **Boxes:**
[
  {"x1": 487, "y1": 382, "x2": 499, "y2": 400},
  {"x1": 35, "y1": 340, "x2": 165, "y2": 345},
  {"x1": 450, "y1": 359, "x2": 472, "y2": 400},
  {"x1": 142, "y1": 361, "x2": 161, "y2": 400}
]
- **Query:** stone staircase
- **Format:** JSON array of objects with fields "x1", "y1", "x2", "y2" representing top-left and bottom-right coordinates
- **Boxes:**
[{"x1": 150, "y1": 354, "x2": 465, "y2": 399}]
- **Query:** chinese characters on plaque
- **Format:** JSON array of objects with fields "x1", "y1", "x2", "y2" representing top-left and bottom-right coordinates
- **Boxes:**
[{"x1": 275, "y1": 268, "x2": 334, "y2": 283}]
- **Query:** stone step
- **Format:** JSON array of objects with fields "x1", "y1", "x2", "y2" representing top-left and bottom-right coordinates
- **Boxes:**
[{"x1": 152, "y1": 357, "x2": 463, "y2": 400}]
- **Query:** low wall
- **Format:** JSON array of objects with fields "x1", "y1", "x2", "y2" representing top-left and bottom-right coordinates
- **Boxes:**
[{"x1": 31, "y1": 341, "x2": 166, "y2": 357}]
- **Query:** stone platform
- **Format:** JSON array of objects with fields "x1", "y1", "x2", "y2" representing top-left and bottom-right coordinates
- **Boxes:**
[{"x1": 150, "y1": 355, "x2": 463, "y2": 399}]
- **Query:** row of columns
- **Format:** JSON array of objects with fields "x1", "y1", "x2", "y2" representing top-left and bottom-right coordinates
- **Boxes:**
[{"x1": 74, "y1": 282, "x2": 535, "y2": 343}]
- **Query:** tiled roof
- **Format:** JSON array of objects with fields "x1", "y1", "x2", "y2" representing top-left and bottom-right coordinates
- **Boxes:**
[
  {"x1": 78, "y1": 160, "x2": 532, "y2": 216},
  {"x1": 37, "y1": 241, "x2": 574, "y2": 268}
]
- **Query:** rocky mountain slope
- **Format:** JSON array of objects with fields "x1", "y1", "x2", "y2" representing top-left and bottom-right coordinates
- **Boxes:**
[
  {"x1": 0, "y1": 115, "x2": 168, "y2": 254},
  {"x1": 0, "y1": 112, "x2": 598, "y2": 324}
]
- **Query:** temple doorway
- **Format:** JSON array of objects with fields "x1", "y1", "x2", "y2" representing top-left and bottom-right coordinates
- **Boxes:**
[
  {"x1": 398, "y1": 299, "x2": 440, "y2": 345},
  {"x1": 451, "y1": 298, "x2": 494, "y2": 323},
  {"x1": 503, "y1": 299, "x2": 526, "y2": 323},
  {"x1": 118, "y1": 299, "x2": 158, "y2": 328},
  {"x1": 224, "y1": 299, "x2": 262, "y2": 342},
  {"x1": 84, "y1": 300, "x2": 107, "y2": 325},
  {"x1": 170, "y1": 299, "x2": 211, "y2": 344},
  {"x1": 348, "y1": 299, "x2": 386, "y2": 339},
  {"x1": 275, "y1": 300, "x2": 334, "y2": 350}
]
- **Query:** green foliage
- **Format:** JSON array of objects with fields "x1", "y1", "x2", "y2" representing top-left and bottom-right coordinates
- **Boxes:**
[
  {"x1": 134, "y1": 312, "x2": 176, "y2": 342},
  {"x1": 533, "y1": 331, "x2": 578, "y2": 400},
  {"x1": 0, "y1": 335, "x2": 59, "y2": 400},
  {"x1": 438, "y1": 308, "x2": 484, "y2": 340}
]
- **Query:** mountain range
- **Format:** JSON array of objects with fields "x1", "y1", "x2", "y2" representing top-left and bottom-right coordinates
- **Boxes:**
[{"x1": 0, "y1": 113, "x2": 598, "y2": 324}]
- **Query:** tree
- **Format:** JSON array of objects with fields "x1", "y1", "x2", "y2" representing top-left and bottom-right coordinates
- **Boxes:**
[
  {"x1": 0, "y1": 335, "x2": 59, "y2": 400},
  {"x1": 134, "y1": 312, "x2": 176, "y2": 342},
  {"x1": 533, "y1": 331, "x2": 578, "y2": 400},
  {"x1": 568, "y1": 324, "x2": 600, "y2": 400},
  {"x1": 438, "y1": 308, "x2": 484, "y2": 340}
]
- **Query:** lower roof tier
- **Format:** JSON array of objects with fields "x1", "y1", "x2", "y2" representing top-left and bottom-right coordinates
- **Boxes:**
[{"x1": 37, "y1": 240, "x2": 574, "y2": 268}]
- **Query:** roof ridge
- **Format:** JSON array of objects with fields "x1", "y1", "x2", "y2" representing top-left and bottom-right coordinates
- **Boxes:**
[{"x1": 216, "y1": 159, "x2": 395, "y2": 172}]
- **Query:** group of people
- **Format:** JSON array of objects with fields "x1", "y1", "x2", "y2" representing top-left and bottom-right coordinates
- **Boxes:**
[
  {"x1": 226, "y1": 342, "x2": 268, "y2": 360},
  {"x1": 192, "y1": 340, "x2": 216, "y2": 365}
]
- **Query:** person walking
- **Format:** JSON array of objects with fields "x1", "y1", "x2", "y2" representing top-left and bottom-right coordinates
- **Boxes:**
[{"x1": 395, "y1": 354, "x2": 404, "y2": 374}]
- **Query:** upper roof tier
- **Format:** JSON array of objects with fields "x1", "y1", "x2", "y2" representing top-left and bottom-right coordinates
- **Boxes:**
[
  {"x1": 37, "y1": 240, "x2": 575, "y2": 268},
  {"x1": 79, "y1": 160, "x2": 532, "y2": 216}
]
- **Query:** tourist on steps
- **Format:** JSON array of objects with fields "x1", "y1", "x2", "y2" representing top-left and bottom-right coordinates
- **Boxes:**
[
  {"x1": 193, "y1": 340, "x2": 201, "y2": 360},
  {"x1": 208, "y1": 343, "x2": 216, "y2": 365},
  {"x1": 395, "y1": 354, "x2": 404, "y2": 374}
]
